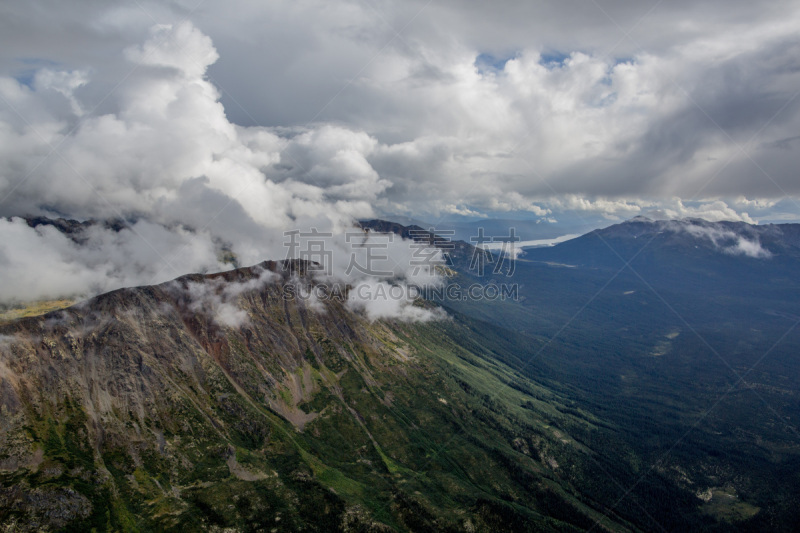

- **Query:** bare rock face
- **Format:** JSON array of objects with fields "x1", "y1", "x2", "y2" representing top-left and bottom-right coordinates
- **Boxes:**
[
  {"x1": 0, "y1": 484, "x2": 92, "y2": 530},
  {"x1": 2, "y1": 260, "x2": 357, "y2": 435}
]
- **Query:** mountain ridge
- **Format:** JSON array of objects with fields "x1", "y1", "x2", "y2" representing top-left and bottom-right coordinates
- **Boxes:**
[{"x1": 0, "y1": 257, "x2": 635, "y2": 532}]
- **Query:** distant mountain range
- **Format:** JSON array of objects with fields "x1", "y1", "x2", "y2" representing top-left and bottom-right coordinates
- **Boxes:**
[{"x1": 530, "y1": 215, "x2": 800, "y2": 261}]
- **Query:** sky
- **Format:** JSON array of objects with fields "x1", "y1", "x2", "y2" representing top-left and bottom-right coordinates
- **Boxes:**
[{"x1": 0, "y1": 0, "x2": 799, "y2": 304}]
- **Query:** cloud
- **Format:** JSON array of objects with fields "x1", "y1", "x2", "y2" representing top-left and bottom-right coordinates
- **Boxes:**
[
  {"x1": 2, "y1": 1, "x2": 797, "y2": 222},
  {"x1": 178, "y1": 0, "x2": 800, "y2": 215},
  {"x1": 294, "y1": 281, "x2": 327, "y2": 314},
  {"x1": 33, "y1": 68, "x2": 89, "y2": 116},
  {"x1": 673, "y1": 220, "x2": 771, "y2": 259},
  {"x1": 276, "y1": 125, "x2": 390, "y2": 201},
  {"x1": 730, "y1": 237, "x2": 771, "y2": 259},
  {"x1": 644, "y1": 199, "x2": 756, "y2": 224},
  {"x1": 180, "y1": 268, "x2": 279, "y2": 328},
  {"x1": 124, "y1": 22, "x2": 219, "y2": 79},
  {"x1": 441, "y1": 204, "x2": 487, "y2": 218},
  {"x1": 0, "y1": 217, "x2": 224, "y2": 302},
  {"x1": 0, "y1": 2, "x2": 798, "y2": 308},
  {"x1": 281, "y1": 230, "x2": 446, "y2": 321},
  {"x1": 346, "y1": 279, "x2": 447, "y2": 322}
]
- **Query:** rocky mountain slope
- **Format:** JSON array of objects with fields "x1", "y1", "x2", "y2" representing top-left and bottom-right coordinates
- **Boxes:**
[{"x1": 0, "y1": 259, "x2": 632, "y2": 532}]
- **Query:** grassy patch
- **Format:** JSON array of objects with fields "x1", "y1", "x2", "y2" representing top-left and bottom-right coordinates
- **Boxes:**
[{"x1": 0, "y1": 299, "x2": 74, "y2": 323}]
